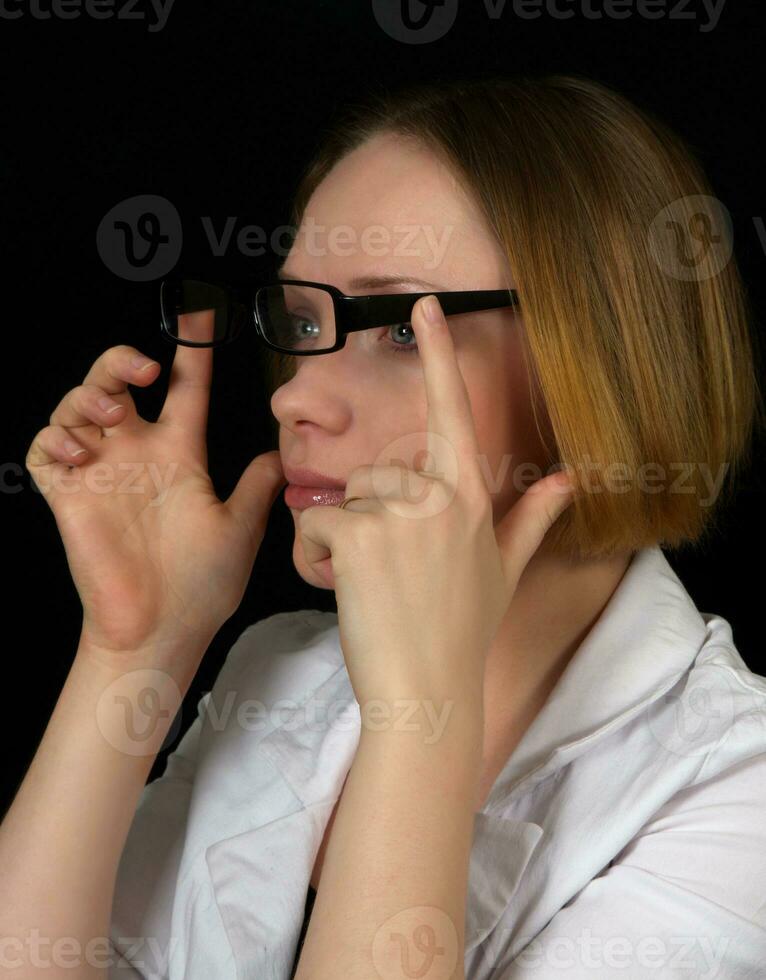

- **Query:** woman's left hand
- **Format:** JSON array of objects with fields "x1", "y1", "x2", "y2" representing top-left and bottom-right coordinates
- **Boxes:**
[{"x1": 298, "y1": 294, "x2": 577, "y2": 709}]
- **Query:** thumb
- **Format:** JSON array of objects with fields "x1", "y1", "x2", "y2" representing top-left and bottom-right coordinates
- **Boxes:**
[
  {"x1": 223, "y1": 449, "x2": 287, "y2": 546},
  {"x1": 495, "y1": 468, "x2": 577, "y2": 585}
]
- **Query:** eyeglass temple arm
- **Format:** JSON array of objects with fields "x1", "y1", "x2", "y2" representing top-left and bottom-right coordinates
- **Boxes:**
[
  {"x1": 212, "y1": 282, "x2": 517, "y2": 320},
  {"x1": 337, "y1": 289, "x2": 519, "y2": 333}
]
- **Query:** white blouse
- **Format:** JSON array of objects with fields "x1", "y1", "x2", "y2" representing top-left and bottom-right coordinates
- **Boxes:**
[{"x1": 108, "y1": 544, "x2": 766, "y2": 978}]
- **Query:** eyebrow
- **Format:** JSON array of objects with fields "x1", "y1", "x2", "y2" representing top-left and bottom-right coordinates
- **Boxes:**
[{"x1": 276, "y1": 267, "x2": 448, "y2": 291}]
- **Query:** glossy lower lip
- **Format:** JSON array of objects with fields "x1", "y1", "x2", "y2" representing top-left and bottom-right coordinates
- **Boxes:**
[{"x1": 284, "y1": 485, "x2": 347, "y2": 510}]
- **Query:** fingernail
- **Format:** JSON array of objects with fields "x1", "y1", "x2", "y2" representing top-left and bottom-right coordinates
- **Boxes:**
[
  {"x1": 131, "y1": 355, "x2": 158, "y2": 371},
  {"x1": 64, "y1": 439, "x2": 87, "y2": 457},
  {"x1": 423, "y1": 295, "x2": 444, "y2": 325},
  {"x1": 98, "y1": 396, "x2": 122, "y2": 414}
]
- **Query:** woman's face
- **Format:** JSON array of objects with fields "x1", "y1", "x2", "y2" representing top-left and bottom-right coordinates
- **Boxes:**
[{"x1": 270, "y1": 131, "x2": 555, "y2": 589}]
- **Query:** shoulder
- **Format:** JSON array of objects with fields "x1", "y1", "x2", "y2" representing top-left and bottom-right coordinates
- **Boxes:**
[
  {"x1": 668, "y1": 611, "x2": 766, "y2": 779},
  {"x1": 490, "y1": 617, "x2": 766, "y2": 974},
  {"x1": 204, "y1": 608, "x2": 343, "y2": 723},
  {"x1": 606, "y1": 610, "x2": 766, "y2": 817},
  {"x1": 221, "y1": 609, "x2": 338, "y2": 671},
  {"x1": 524, "y1": 608, "x2": 766, "y2": 898},
  {"x1": 612, "y1": 614, "x2": 766, "y2": 921},
  {"x1": 609, "y1": 661, "x2": 766, "y2": 937}
]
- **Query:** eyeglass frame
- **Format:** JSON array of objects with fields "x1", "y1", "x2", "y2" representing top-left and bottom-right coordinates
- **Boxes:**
[{"x1": 159, "y1": 276, "x2": 521, "y2": 355}]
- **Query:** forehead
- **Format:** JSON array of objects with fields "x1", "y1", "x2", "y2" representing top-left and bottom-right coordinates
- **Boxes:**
[{"x1": 282, "y1": 131, "x2": 503, "y2": 287}]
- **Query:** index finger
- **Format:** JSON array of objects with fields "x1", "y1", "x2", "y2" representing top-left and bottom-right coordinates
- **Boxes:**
[
  {"x1": 410, "y1": 294, "x2": 483, "y2": 491},
  {"x1": 156, "y1": 309, "x2": 214, "y2": 439}
]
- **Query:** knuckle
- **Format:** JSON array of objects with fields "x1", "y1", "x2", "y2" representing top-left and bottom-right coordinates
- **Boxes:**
[
  {"x1": 63, "y1": 385, "x2": 89, "y2": 416},
  {"x1": 81, "y1": 382, "x2": 106, "y2": 404},
  {"x1": 103, "y1": 344, "x2": 137, "y2": 376},
  {"x1": 72, "y1": 383, "x2": 91, "y2": 403},
  {"x1": 24, "y1": 441, "x2": 38, "y2": 468},
  {"x1": 48, "y1": 400, "x2": 65, "y2": 425},
  {"x1": 25, "y1": 427, "x2": 51, "y2": 467},
  {"x1": 112, "y1": 343, "x2": 136, "y2": 359}
]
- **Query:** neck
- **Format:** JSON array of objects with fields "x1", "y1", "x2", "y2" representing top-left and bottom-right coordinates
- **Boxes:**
[{"x1": 477, "y1": 542, "x2": 635, "y2": 803}]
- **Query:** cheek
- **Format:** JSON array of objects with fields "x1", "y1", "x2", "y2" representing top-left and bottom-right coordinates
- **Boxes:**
[
  {"x1": 465, "y1": 362, "x2": 517, "y2": 461},
  {"x1": 358, "y1": 386, "x2": 431, "y2": 470},
  {"x1": 463, "y1": 360, "x2": 544, "y2": 512}
]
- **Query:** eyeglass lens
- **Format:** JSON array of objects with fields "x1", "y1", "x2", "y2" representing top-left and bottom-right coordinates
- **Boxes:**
[
  {"x1": 161, "y1": 280, "x2": 233, "y2": 345},
  {"x1": 255, "y1": 284, "x2": 337, "y2": 353},
  {"x1": 163, "y1": 280, "x2": 339, "y2": 352}
]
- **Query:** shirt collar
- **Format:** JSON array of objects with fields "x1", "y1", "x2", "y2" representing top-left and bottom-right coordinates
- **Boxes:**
[
  {"x1": 263, "y1": 545, "x2": 710, "y2": 810},
  {"x1": 241, "y1": 672, "x2": 544, "y2": 958},
  {"x1": 483, "y1": 544, "x2": 709, "y2": 808},
  {"x1": 212, "y1": 544, "x2": 709, "y2": 964}
]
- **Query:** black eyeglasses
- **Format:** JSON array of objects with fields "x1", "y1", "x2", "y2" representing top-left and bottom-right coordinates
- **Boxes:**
[{"x1": 159, "y1": 277, "x2": 521, "y2": 355}]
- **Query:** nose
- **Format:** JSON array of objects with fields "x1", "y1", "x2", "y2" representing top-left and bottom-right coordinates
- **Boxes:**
[{"x1": 269, "y1": 347, "x2": 356, "y2": 434}]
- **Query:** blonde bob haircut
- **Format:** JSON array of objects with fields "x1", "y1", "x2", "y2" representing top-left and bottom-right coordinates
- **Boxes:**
[{"x1": 263, "y1": 73, "x2": 765, "y2": 562}]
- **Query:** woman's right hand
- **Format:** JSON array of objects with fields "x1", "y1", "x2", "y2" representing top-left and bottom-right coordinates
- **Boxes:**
[{"x1": 25, "y1": 343, "x2": 287, "y2": 661}]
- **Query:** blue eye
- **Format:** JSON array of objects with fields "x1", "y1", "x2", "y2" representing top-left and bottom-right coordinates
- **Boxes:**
[{"x1": 383, "y1": 322, "x2": 419, "y2": 355}]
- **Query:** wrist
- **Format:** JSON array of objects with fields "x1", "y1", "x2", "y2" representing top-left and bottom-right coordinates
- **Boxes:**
[
  {"x1": 358, "y1": 693, "x2": 484, "y2": 758},
  {"x1": 356, "y1": 705, "x2": 483, "y2": 809},
  {"x1": 76, "y1": 629, "x2": 211, "y2": 690},
  {"x1": 59, "y1": 642, "x2": 195, "y2": 766},
  {"x1": 356, "y1": 672, "x2": 485, "y2": 733}
]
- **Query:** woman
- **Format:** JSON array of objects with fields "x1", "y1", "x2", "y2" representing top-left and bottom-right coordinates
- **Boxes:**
[{"x1": 5, "y1": 74, "x2": 766, "y2": 978}]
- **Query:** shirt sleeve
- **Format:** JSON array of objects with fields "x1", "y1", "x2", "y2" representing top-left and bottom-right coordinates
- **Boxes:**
[
  {"x1": 107, "y1": 612, "x2": 329, "y2": 977},
  {"x1": 495, "y1": 746, "x2": 766, "y2": 979}
]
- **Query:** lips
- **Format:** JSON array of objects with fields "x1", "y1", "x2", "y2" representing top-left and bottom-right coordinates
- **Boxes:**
[
  {"x1": 282, "y1": 464, "x2": 347, "y2": 510},
  {"x1": 283, "y1": 465, "x2": 346, "y2": 490},
  {"x1": 284, "y1": 485, "x2": 347, "y2": 510}
]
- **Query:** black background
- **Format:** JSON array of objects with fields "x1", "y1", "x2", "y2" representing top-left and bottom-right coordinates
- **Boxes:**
[{"x1": 2, "y1": 0, "x2": 765, "y2": 807}]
